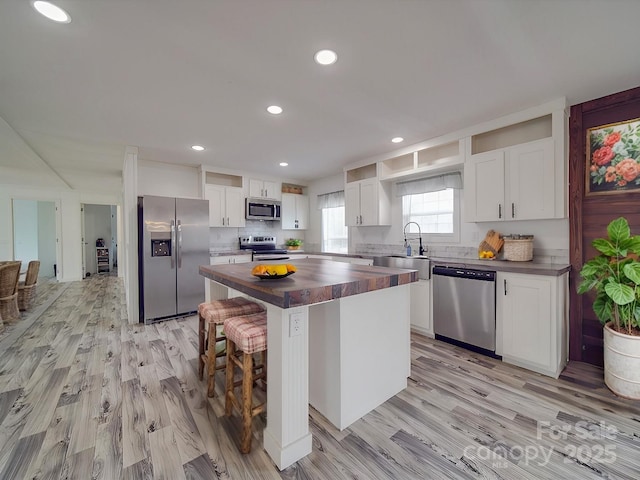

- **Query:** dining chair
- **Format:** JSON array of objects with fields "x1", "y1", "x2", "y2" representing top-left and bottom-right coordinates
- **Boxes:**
[
  {"x1": 18, "y1": 260, "x2": 40, "y2": 311},
  {"x1": 0, "y1": 261, "x2": 22, "y2": 322}
]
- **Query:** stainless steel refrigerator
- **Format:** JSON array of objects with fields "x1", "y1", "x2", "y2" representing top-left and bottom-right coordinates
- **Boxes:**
[{"x1": 138, "y1": 195, "x2": 209, "y2": 323}]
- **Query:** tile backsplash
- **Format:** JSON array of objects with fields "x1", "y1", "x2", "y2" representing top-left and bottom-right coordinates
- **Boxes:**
[
  {"x1": 353, "y1": 243, "x2": 569, "y2": 265},
  {"x1": 209, "y1": 221, "x2": 305, "y2": 252}
]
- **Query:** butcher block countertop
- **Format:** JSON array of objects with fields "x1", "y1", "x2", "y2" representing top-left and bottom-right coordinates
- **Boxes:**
[{"x1": 199, "y1": 257, "x2": 417, "y2": 309}]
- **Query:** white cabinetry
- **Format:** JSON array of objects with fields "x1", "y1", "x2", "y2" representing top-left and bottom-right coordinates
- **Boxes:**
[
  {"x1": 205, "y1": 254, "x2": 251, "y2": 301},
  {"x1": 205, "y1": 184, "x2": 245, "y2": 227},
  {"x1": 411, "y1": 279, "x2": 432, "y2": 336},
  {"x1": 496, "y1": 272, "x2": 568, "y2": 378},
  {"x1": 463, "y1": 104, "x2": 567, "y2": 222},
  {"x1": 210, "y1": 254, "x2": 251, "y2": 265},
  {"x1": 249, "y1": 179, "x2": 280, "y2": 200},
  {"x1": 344, "y1": 163, "x2": 391, "y2": 227},
  {"x1": 201, "y1": 169, "x2": 245, "y2": 227},
  {"x1": 465, "y1": 138, "x2": 555, "y2": 221},
  {"x1": 281, "y1": 193, "x2": 309, "y2": 230}
]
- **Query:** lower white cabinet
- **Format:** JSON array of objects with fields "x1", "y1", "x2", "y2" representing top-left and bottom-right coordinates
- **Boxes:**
[
  {"x1": 496, "y1": 272, "x2": 568, "y2": 378},
  {"x1": 411, "y1": 279, "x2": 432, "y2": 336},
  {"x1": 210, "y1": 255, "x2": 250, "y2": 265},
  {"x1": 205, "y1": 255, "x2": 251, "y2": 302}
]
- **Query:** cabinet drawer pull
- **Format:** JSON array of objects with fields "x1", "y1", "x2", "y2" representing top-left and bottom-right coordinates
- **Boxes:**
[
  {"x1": 512, "y1": 203, "x2": 515, "y2": 218},
  {"x1": 504, "y1": 279, "x2": 507, "y2": 295},
  {"x1": 498, "y1": 204, "x2": 502, "y2": 219}
]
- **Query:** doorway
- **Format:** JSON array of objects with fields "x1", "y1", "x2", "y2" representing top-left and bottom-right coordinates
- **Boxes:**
[
  {"x1": 12, "y1": 199, "x2": 58, "y2": 278},
  {"x1": 81, "y1": 204, "x2": 118, "y2": 277}
]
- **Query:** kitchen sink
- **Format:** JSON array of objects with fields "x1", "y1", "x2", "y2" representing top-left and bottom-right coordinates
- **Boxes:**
[{"x1": 373, "y1": 255, "x2": 431, "y2": 280}]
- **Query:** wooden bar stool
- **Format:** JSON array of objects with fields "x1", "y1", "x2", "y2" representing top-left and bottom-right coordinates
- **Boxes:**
[
  {"x1": 198, "y1": 298, "x2": 265, "y2": 398},
  {"x1": 224, "y1": 312, "x2": 267, "y2": 454}
]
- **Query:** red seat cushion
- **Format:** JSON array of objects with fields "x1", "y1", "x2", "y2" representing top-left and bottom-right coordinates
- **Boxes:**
[
  {"x1": 198, "y1": 297, "x2": 265, "y2": 325},
  {"x1": 224, "y1": 312, "x2": 267, "y2": 354}
]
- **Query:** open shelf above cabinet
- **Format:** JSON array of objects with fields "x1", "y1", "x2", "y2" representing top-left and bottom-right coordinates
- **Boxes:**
[
  {"x1": 379, "y1": 140, "x2": 462, "y2": 181},
  {"x1": 205, "y1": 171, "x2": 243, "y2": 188},
  {"x1": 346, "y1": 163, "x2": 377, "y2": 183},
  {"x1": 471, "y1": 115, "x2": 552, "y2": 155}
]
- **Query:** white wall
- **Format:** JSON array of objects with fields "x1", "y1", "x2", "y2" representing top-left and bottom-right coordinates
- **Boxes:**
[
  {"x1": 38, "y1": 201, "x2": 57, "y2": 278},
  {"x1": 138, "y1": 160, "x2": 201, "y2": 198},
  {"x1": 12, "y1": 199, "x2": 38, "y2": 263}
]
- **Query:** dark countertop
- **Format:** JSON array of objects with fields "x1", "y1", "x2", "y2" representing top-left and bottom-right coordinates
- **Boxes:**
[
  {"x1": 429, "y1": 256, "x2": 571, "y2": 276},
  {"x1": 199, "y1": 257, "x2": 417, "y2": 309}
]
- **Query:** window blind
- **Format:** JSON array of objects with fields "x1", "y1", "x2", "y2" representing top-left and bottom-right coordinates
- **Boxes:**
[
  {"x1": 395, "y1": 171, "x2": 463, "y2": 197},
  {"x1": 317, "y1": 190, "x2": 345, "y2": 209}
]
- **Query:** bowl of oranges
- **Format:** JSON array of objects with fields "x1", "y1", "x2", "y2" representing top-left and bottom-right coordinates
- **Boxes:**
[{"x1": 251, "y1": 263, "x2": 297, "y2": 279}]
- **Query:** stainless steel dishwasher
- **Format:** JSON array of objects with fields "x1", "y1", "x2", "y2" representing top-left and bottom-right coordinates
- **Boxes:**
[{"x1": 432, "y1": 265, "x2": 497, "y2": 356}]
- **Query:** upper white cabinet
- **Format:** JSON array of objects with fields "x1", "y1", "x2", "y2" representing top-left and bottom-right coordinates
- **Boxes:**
[
  {"x1": 205, "y1": 184, "x2": 245, "y2": 227},
  {"x1": 201, "y1": 170, "x2": 245, "y2": 228},
  {"x1": 249, "y1": 179, "x2": 280, "y2": 200},
  {"x1": 464, "y1": 104, "x2": 567, "y2": 222},
  {"x1": 496, "y1": 271, "x2": 568, "y2": 378},
  {"x1": 465, "y1": 138, "x2": 555, "y2": 221},
  {"x1": 281, "y1": 193, "x2": 309, "y2": 230},
  {"x1": 344, "y1": 163, "x2": 391, "y2": 227}
]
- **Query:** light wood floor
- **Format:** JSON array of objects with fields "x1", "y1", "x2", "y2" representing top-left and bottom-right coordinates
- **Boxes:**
[{"x1": 1, "y1": 275, "x2": 639, "y2": 479}]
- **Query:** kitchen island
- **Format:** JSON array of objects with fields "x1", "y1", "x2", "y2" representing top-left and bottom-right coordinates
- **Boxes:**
[{"x1": 199, "y1": 258, "x2": 417, "y2": 470}]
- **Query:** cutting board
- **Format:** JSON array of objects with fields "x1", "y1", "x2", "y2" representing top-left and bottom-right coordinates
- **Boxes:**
[{"x1": 478, "y1": 229, "x2": 504, "y2": 256}]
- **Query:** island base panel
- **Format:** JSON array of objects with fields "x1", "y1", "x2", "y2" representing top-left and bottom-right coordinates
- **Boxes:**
[
  {"x1": 309, "y1": 285, "x2": 411, "y2": 430},
  {"x1": 264, "y1": 304, "x2": 312, "y2": 470}
]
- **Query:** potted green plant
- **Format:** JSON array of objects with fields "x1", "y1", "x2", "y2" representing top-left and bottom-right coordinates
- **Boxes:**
[
  {"x1": 578, "y1": 216, "x2": 640, "y2": 399},
  {"x1": 285, "y1": 238, "x2": 303, "y2": 250}
]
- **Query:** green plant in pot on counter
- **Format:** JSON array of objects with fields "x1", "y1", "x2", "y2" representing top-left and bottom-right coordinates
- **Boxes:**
[
  {"x1": 577, "y1": 216, "x2": 640, "y2": 398},
  {"x1": 285, "y1": 238, "x2": 303, "y2": 250}
]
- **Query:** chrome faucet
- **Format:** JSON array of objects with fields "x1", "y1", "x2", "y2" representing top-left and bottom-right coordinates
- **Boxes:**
[{"x1": 403, "y1": 221, "x2": 425, "y2": 256}]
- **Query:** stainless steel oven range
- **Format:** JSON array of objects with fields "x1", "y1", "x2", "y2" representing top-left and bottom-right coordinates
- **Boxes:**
[{"x1": 239, "y1": 235, "x2": 290, "y2": 261}]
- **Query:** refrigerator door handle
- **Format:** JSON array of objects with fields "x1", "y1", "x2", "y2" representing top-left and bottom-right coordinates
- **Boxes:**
[
  {"x1": 177, "y1": 220, "x2": 183, "y2": 268},
  {"x1": 170, "y1": 220, "x2": 176, "y2": 269}
]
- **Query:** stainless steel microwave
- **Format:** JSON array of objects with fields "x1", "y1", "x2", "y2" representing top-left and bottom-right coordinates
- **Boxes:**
[{"x1": 245, "y1": 198, "x2": 281, "y2": 221}]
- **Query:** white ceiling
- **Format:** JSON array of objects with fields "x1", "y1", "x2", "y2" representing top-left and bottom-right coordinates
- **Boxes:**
[{"x1": 1, "y1": 0, "x2": 640, "y2": 191}]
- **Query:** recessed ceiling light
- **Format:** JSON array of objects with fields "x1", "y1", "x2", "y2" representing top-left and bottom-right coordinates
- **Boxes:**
[
  {"x1": 32, "y1": 1, "x2": 71, "y2": 23},
  {"x1": 267, "y1": 105, "x2": 283, "y2": 115},
  {"x1": 191, "y1": 145, "x2": 205, "y2": 151},
  {"x1": 391, "y1": 137, "x2": 404, "y2": 143},
  {"x1": 314, "y1": 49, "x2": 338, "y2": 66},
  {"x1": 279, "y1": 162, "x2": 289, "y2": 167}
]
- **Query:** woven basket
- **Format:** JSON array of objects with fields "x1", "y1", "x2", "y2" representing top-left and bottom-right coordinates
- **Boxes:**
[{"x1": 503, "y1": 237, "x2": 533, "y2": 262}]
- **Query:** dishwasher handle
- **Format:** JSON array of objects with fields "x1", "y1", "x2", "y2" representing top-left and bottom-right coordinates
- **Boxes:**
[{"x1": 432, "y1": 265, "x2": 496, "y2": 281}]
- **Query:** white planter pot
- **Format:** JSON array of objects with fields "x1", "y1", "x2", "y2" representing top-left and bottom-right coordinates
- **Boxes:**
[{"x1": 604, "y1": 323, "x2": 640, "y2": 399}]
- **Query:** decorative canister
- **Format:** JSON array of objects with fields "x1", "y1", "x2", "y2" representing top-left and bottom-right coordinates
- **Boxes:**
[{"x1": 503, "y1": 234, "x2": 534, "y2": 261}]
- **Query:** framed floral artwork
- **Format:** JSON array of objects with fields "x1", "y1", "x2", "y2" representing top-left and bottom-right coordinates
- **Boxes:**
[{"x1": 586, "y1": 117, "x2": 640, "y2": 195}]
